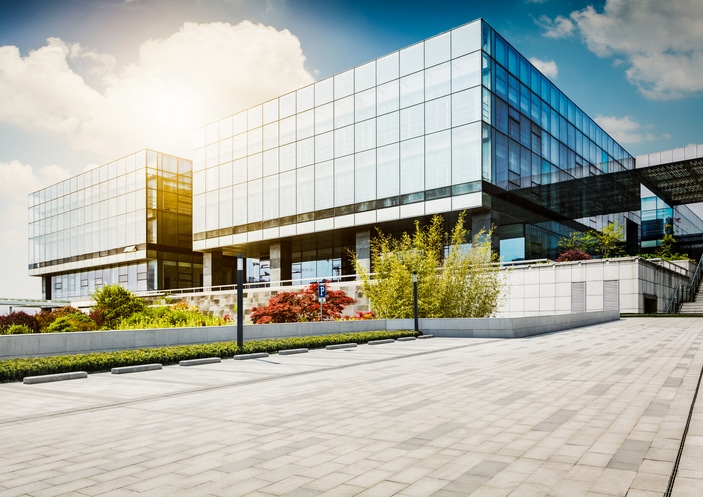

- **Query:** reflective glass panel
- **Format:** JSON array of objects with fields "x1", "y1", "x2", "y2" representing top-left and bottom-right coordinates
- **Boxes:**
[
  {"x1": 377, "y1": 52, "x2": 399, "y2": 84},
  {"x1": 400, "y1": 42, "x2": 424, "y2": 76},
  {"x1": 400, "y1": 137, "x2": 424, "y2": 194},
  {"x1": 355, "y1": 149, "x2": 376, "y2": 202},
  {"x1": 355, "y1": 61, "x2": 376, "y2": 91}
]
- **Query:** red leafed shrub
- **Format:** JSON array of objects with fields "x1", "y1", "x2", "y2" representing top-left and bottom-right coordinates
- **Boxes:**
[
  {"x1": 0, "y1": 311, "x2": 40, "y2": 334},
  {"x1": 556, "y1": 249, "x2": 592, "y2": 262},
  {"x1": 249, "y1": 282, "x2": 355, "y2": 324}
]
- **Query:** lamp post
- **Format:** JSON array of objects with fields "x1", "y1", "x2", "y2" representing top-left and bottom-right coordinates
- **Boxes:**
[
  {"x1": 413, "y1": 271, "x2": 419, "y2": 332},
  {"x1": 237, "y1": 254, "x2": 244, "y2": 348}
]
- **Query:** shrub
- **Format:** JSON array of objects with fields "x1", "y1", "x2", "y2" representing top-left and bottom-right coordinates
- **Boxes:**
[
  {"x1": 249, "y1": 282, "x2": 355, "y2": 324},
  {"x1": 5, "y1": 324, "x2": 33, "y2": 335},
  {"x1": 556, "y1": 249, "x2": 592, "y2": 262},
  {"x1": 0, "y1": 311, "x2": 39, "y2": 334},
  {"x1": 0, "y1": 330, "x2": 419, "y2": 382},
  {"x1": 91, "y1": 285, "x2": 147, "y2": 329},
  {"x1": 117, "y1": 301, "x2": 231, "y2": 329},
  {"x1": 36, "y1": 306, "x2": 85, "y2": 332},
  {"x1": 46, "y1": 313, "x2": 98, "y2": 333}
]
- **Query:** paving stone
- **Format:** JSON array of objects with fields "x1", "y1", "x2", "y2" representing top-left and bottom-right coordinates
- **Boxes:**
[{"x1": 0, "y1": 318, "x2": 702, "y2": 496}]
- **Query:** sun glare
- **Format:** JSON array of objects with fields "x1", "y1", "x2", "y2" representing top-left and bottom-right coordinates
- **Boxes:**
[{"x1": 152, "y1": 91, "x2": 195, "y2": 130}]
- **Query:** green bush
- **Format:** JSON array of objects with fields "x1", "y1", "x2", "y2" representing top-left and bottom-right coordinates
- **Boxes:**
[
  {"x1": 117, "y1": 301, "x2": 231, "y2": 329},
  {"x1": 0, "y1": 330, "x2": 419, "y2": 382},
  {"x1": 91, "y1": 285, "x2": 147, "y2": 329},
  {"x1": 4, "y1": 324, "x2": 33, "y2": 335},
  {"x1": 46, "y1": 313, "x2": 98, "y2": 333}
]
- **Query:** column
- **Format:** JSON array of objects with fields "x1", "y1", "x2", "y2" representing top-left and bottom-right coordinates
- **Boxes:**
[{"x1": 270, "y1": 241, "x2": 292, "y2": 286}]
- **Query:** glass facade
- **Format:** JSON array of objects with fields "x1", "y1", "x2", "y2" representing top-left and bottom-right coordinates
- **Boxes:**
[
  {"x1": 28, "y1": 150, "x2": 200, "y2": 299},
  {"x1": 193, "y1": 19, "x2": 638, "y2": 276},
  {"x1": 641, "y1": 195, "x2": 703, "y2": 249}
]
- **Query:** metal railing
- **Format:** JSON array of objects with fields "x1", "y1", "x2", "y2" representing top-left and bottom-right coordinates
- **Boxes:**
[{"x1": 666, "y1": 255, "x2": 703, "y2": 313}]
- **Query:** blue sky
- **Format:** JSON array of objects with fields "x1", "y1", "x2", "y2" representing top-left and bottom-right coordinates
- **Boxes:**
[{"x1": 1, "y1": 0, "x2": 702, "y2": 299}]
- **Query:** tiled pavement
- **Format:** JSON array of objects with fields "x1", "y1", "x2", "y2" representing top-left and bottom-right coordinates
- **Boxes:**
[{"x1": 1, "y1": 317, "x2": 702, "y2": 497}]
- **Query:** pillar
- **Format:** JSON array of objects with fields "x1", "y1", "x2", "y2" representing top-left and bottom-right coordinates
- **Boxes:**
[
  {"x1": 270, "y1": 241, "x2": 292, "y2": 286},
  {"x1": 203, "y1": 251, "x2": 224, "y2": 289}
]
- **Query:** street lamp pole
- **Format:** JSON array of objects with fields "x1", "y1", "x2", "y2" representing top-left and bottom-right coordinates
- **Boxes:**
[
  {"x1": 413, "y1": 271, "x2": 419, "y2": 332},
  {"x1": 237, "y1": 254, "x2": 244, "y2": 348}
]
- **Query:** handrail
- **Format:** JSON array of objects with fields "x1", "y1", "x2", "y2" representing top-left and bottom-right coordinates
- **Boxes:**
[{"x1": 666, "y1": 255, "x2": 703, "y2": 313}]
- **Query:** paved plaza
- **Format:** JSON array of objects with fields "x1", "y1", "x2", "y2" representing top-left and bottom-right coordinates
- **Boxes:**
[{"x1": 1, "y1": 317, "x2": 702, "y2": 496}]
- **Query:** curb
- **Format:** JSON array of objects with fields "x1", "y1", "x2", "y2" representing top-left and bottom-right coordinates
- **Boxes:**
[
  {"x1": 326, "y1": 343, "x2": 357, "y2": 350},
  {"x1": 368, "y1": 339, "x2": 395, "y2": 345},
  {"x1": 397, "y1": 336, "x2": 417, "y2": 342},
  {"x1": 179, "y1": 357, "x2": 222, "y2": 367},
  {"x1": 418, "y1": 334, "x2": 434, "y2": 339},
  {"x1": 111, "y1": 364, "x2": 163, "y2": 374},
  {"x1": 279, "y1": 348, "x2": 309, "y2": 355},
  {"x1": 234, "y1": 352, "x2": 270, "y2": 360},
  {"x1": 23, "y1": 371, "x2": 88, "y2": 384}
]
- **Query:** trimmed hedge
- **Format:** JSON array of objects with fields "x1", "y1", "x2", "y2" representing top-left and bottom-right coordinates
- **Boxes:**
[{"x1": 0, "y1": 330, "x2": 418, "y2": 383}]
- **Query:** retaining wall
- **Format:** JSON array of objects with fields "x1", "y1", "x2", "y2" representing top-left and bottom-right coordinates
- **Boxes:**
[{"x1": 0, "y1": 310, "x2": 618, "y2": 359}]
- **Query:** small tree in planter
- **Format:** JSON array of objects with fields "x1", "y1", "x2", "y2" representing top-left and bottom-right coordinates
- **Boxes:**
[
  {"x1": 249, "y1": 282, "x2": 355, "y2": 324},
  {"x1": 556, "y1": 249, "x2": 592, "y2": 262}
]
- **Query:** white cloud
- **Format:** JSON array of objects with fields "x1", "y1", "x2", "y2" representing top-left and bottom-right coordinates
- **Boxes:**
[
  {"x1": 528, "y1": 57, "x2": 558, "y2": 79},
  {"x1": 0, "y1": 21, "x2": 315, "y2": 159},
  {"x1": 0, "y1": 160, "x2": 71, "y2": 298},
  {"x1": 567, "y1": 0, "x2": 703, "y2": 100},
  {"x1": 533, "y1": 14, "x2": 575, "y2": 38},
  {"x1": 594, "y1": 115, "x2": 656, "y2": 145}
]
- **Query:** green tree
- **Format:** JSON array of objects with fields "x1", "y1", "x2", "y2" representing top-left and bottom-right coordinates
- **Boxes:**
[
  {"x1": 90, "y1": 284, "x2": 147, "y2": 330},
  {"x1": 46, "y1": 312, "x2": 98, "y2": 333},
  {"x1": 353, "y1": 212, "x2": 503, "y2": 319},
  {"x1": 558, "y1": 221, "x2": 625, "y2": 259}
]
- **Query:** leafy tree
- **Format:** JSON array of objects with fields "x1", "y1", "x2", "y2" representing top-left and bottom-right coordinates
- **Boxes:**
[
  {"x1": 353, "y1": 212, "x2": 503, "y2": 319},
  {"x1": 0, "y1": 311, "x2": 39, "y2": 334},
  {"x1": 91, "y1": 284, "x2": 147, "y2": 330},
  {"x1": 249, "y1": 282, "x2": 355, "y2": 324},
  {"x1": 652, "y1": 224, "x2": 688, "y2": 260},
  {"x1": 558, "y1": 221, "x2": 625, "y2": 259}
]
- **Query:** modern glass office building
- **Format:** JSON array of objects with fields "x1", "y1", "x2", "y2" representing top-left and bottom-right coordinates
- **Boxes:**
[
  {"x1": 28, "y1": 150, "x2": 202, "y2": 299},
  {"x1": 192, "y1": 18, "x2": 637, "y2": 285}
]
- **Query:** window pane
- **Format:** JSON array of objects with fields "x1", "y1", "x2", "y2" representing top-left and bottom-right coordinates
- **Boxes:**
[
  {"x1": 280, "y1": 171, "x2": 296, "y2": 216},
  {"x1": 334, "y1": 125, "x2": 354, "y2": 158},
  {"x1": 453, "y1": 53, "x2": 481, "y2": 92},
  {"x1": 400, "y1": 42, "x2": 424, "y2": 76},
  {"x1": 355, "y1": 119, "x2": 376, "y2": 153},
  {"x1": 425, "y1": 130, "x2": 451, "y2": 189},
  {"x1": 355, "y1": 149, "x2": 376, "y2": 202},
  {"x1": 297, "y1": 109, "x2": 314, "y2": 139},
  {"x1": 400, "y1": 137, "x2": 424, "y2": 194},
  {"x1": 425, "y1": 96, "x2": 451, "y2": 134},
  {"x1": 263, "y1": 99, "x2": 279, "y2": 124},
  {"x1": 247, "y1": 153, "x2": 262, "y2": 180},
  {"x1": 247, "y1": 179, "x2": 262, "y2": 222},
  {"x1": 400, "y1": 104, "x2": 424, "y2": 140},
  {"x1": 315, "y1": 160, "x2": 334, "y2": 210},
  {"x1": 377, "y1": 111, "x2": 399, "y2": 147},
  {"x1": 453, "y1": 123, "x2": 482, "y2": 183},
  {"x1": 425, "y1": 32, "x2": 450, "y2": 67},
  {"x1": 315, "y1": 78, "x2": 334, "y2": 105},
  {"x1": 334, "y1": 156, "x2": 354, "y2": 206},
  {"x1": 377, "y1": 144, "x2": 399, "y2": 198},
  {"x1": 425, "y1": 62, "x2": 450, "y2": 99},
  {"x1": 263, "y1": 122, "x2": 279, "y2": 150},
  {"x1": 263, "y1": 149, "x2": 278, "y2": 177},
  {"x1": 377, "y1": 80, "x2": 399, "y2": 115},
  {"x1": 400, "y1": 72, "x2": 424, "y2": 108},
  {"x1": 315, "y1": 102, "x2": 333, "y2": 134},
  {"x1": 315, "y1": 131, "x2": 334, "y2": 162},
  {"x1": 280, "y1": 92, "x2": 296, "y2": 118},
  {"x1": 452, "y1": 21, "x2": 481, "y2": 58},
  {"x1": 297, "y1": 165, "x2": 314, "y2": 213},
  {"x1": 334, "y1": 96, "x2": 354, "y2": 128},
  {"x1": 297, "y1": 137, "x2": 314, "y2": 167},
  {"x1": 452, "y1": 87, "x2": 481, "y2": 126},
  {"x1": 355, "y1": 88, "x2": 376, "y2": 122},
  {"x1": 297, "y1": 85, "x2": 314, "y2": 111},
  {"x1": 263, "y1": 174, "x2": 279, "y2": 220},
  {"x1": 377, "y1": 52, "x2": 399, "y2": 84},
  {"x1": 247, "y1": 106, "x2": 262, "y2": 130},
  {"x1": 355, "y1": 61, "x2": 376, "y2": 91},
  {"x1": 334, "y1": 70, "x2": 354, "y2": 98}
]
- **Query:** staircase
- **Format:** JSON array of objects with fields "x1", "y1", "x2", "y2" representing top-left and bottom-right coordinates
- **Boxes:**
[
  {"x1": 679, "y1": 282, "x2": 703, "y2": 314},
  {"x1": 667, "y1": 255, "x2": 703, "y2": 314}
]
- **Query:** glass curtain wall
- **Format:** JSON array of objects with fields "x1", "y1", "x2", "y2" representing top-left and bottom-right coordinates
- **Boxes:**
[{"x1": 28, "y1": 150, "x2": 198, "y2": 298}]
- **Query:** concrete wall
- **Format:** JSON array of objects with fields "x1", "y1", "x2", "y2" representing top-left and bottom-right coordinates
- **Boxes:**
[
  {"x1": 496, "y1": 257, "x2": 689, "y2": 316},
  {"x1": 165, "y1": 258, "x2": 689, "y2": 320},
  {"x1": 0, "y1": 310, "x2": 618, "y2": 359}
]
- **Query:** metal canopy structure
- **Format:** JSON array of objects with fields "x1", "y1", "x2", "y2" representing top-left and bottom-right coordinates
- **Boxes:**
[{"x1": 638, "y1": 156, "x2": 703, "y2": 206}]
